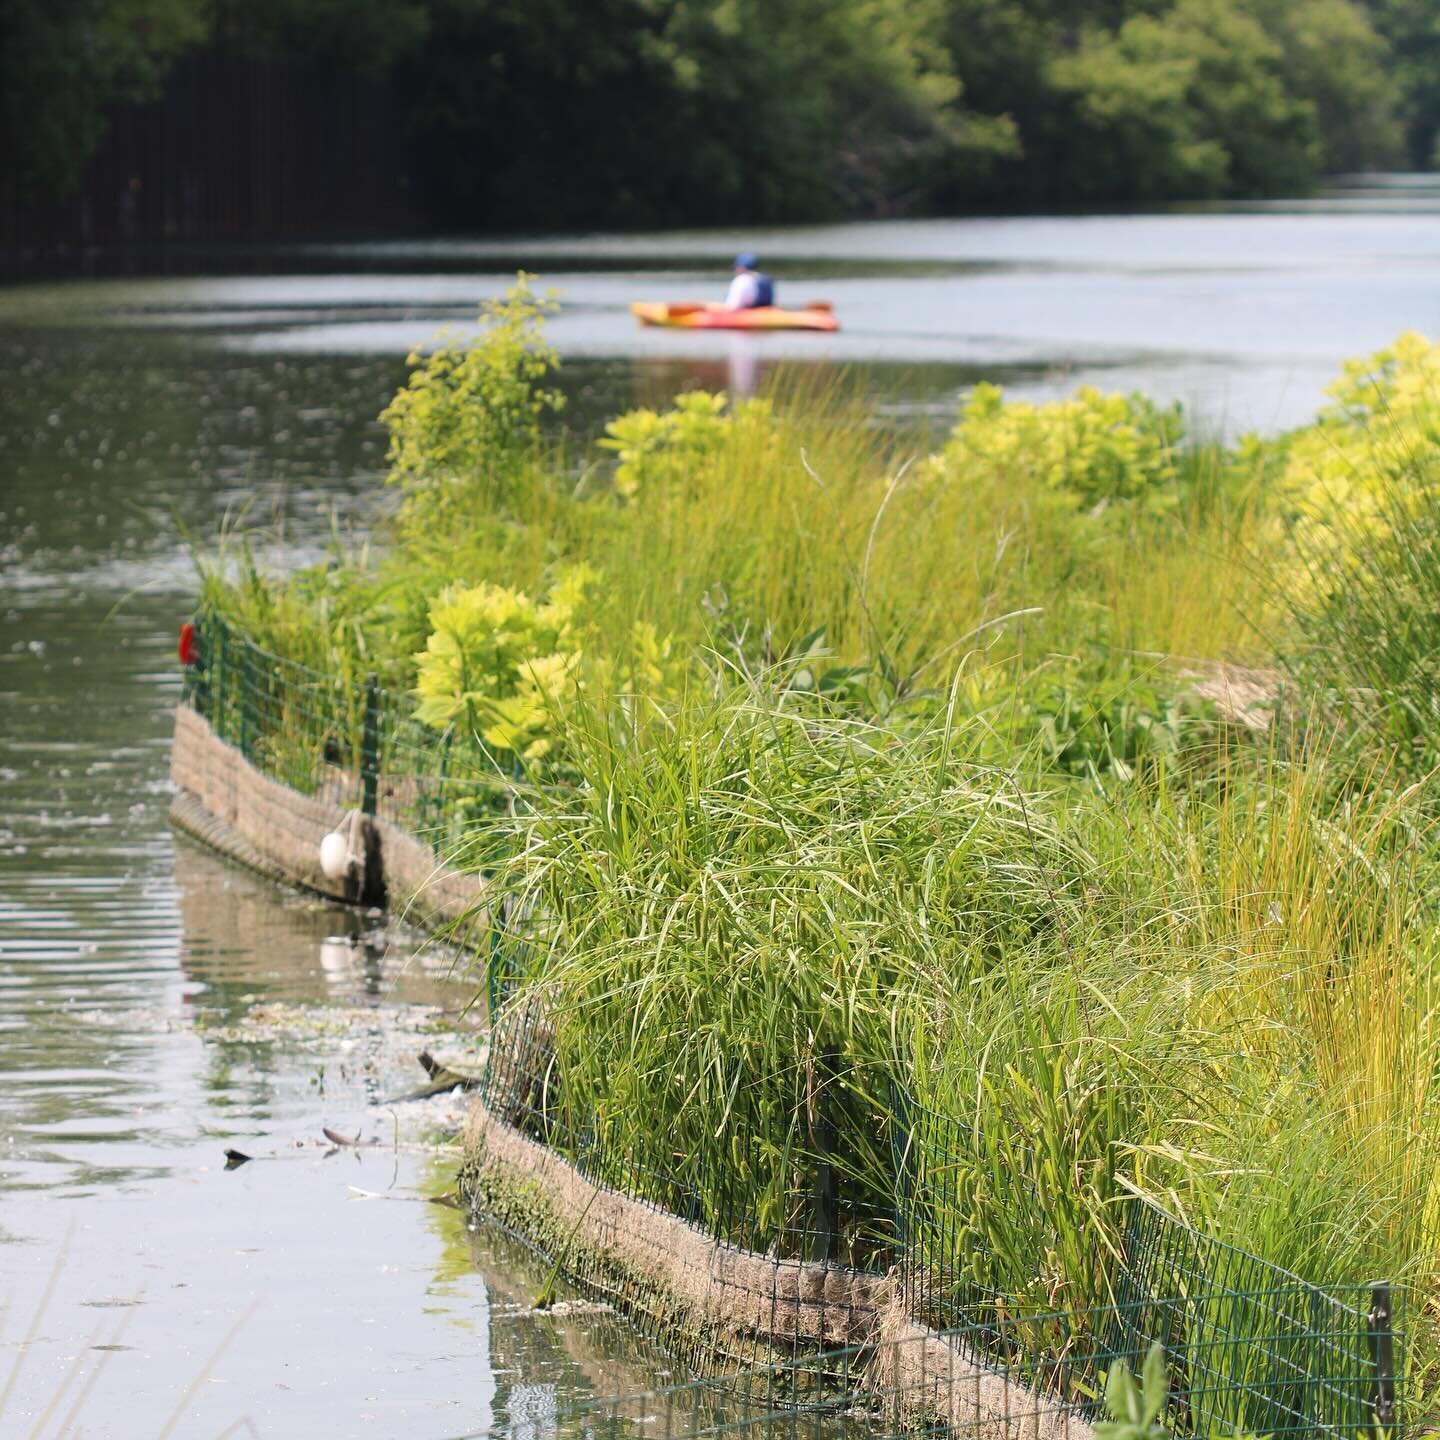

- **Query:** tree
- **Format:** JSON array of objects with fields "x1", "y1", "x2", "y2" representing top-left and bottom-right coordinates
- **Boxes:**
[
  {"x1": 401, "y1": 0, "x2": 1009, "y2": 227},
  {"x1": 1364, "y1": 0, "x2": 1440, "y2": 167},
  {"x1": 1045, "y1": 0, "x2": 1320, "y2": 202},
  {"x1": 0, "y1": 0, "x2": 209, "y2": 204},
  {"x1": 217, "y1": 0, "x2": 431, "y2": 71},
  {"x1": 3, "y1": 0, "x2": 1421, "y2": 241},
  {"x1": 1250, "y1": 0, "x2": 1399, "y2": 173}
]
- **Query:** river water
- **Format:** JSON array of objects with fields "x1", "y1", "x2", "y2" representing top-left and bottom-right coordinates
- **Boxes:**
[{"x1": 2, "y1": 182, "x2": 1438, "y2": 1436}]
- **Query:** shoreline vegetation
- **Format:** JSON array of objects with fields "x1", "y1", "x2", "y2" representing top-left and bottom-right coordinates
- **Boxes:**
[
  {"x1": 8, "y1": 1, "x2": 1440, "y2": 246},
  {"x1": 199, "y1": 281, "x2": 1440, "y2": 1399}
]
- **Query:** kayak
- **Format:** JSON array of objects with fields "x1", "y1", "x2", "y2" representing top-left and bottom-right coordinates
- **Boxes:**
[{"x1": 631, "y1": 301, "x2": 839, "y2": 332}]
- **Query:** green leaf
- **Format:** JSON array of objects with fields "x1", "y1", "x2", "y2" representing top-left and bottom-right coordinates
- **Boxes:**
[
  {"x1": 1105, "y1": 1357, "x2": 1141, "y2": 1430},
  {"x1": 1141, "y1": 1341, "x2": 1167, "y2": 1425}
]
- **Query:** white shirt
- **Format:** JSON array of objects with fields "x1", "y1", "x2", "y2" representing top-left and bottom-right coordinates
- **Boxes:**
[{"x1": 725, "y1": 272, "x2": 761, "y2": 310}]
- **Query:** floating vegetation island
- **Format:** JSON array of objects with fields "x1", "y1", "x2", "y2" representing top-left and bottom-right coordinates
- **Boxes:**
[{"x1": 190, "y1": 283, "x2": 1440, "y2": 1427}]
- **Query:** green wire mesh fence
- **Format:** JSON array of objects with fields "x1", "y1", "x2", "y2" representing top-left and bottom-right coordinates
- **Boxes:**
[
  {"x1": 466, "y1": 1295, "x2": 1398, "y2": 1440},
  {"x1": 184, "y1": 608, "x2": 514, "y2": 859},
  {"x1": 482, "y1": 995, "x2": 900, "y2": 1269},
  {"x1": 895, "y1": 1101, "x2": 1403, "y2": 1438},
  {"x1": 179, "y1": 614, "x2": 1410, "y2": 1439},
  {"x1": 481, "y1": 1011, "x2": 1405, "y2": 1440}
]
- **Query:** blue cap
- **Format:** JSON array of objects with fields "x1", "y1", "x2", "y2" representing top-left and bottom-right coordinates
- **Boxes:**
[{"x1": 734, "y1": 252, "x2": 757, "y2": 270}]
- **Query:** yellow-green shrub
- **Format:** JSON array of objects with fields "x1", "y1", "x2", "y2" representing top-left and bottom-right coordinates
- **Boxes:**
[
  {"x1": 381, "y1": 275, "x2": 563, "y2": 499},
  {"x1": 931, "y1": 382, "x2": 1183, "y2": 511},
  {"x1": 599, "y1": 390, "x2": 774, "y2": 499},
  {"x1": 413, "y1": 566, "x2": 593, "y2": 761},
  {"x1": 413, "y1": 566, "x2": 690, "y2": 765},
  {"x1": 1280, "y1": 329, "x2": 1440, "y2": 560}
]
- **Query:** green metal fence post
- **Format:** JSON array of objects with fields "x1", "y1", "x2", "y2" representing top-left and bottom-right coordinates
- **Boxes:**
[
  {"x1": 1369, "y1": 1282, "x2": 1397, "y2": 1433},
  {"x1": 238, "y1": 638, "x2": 254, "y2": 760},
  {"x1": 213, "y1": 621, "x2": 228, "y2": 743},
  {"x1": 486, "y1": 897, "x2": 503, "y2": 1021},
  {"x1": 889, "y1": 1080, "x2": 914, "y2": 1279},
  {"x1": 435, "y1": 727, "x2": 452, "y2": 838},
  {"x1": 361, "y1": 674, "x2": 380, "y2": 817},
  {"x1": 807, "y1": 1043, "x2": 838, "y2": 1263},
  {"x1": 188, "y1": 615, "x2": 207, "y2": 718}
]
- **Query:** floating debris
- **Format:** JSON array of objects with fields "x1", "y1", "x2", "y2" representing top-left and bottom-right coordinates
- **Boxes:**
[{"x1": 382, "y1": 1048, "x2": 485, "y2": 1104}]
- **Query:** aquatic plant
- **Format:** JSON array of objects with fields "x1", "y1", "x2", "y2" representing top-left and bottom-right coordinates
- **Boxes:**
[
  {"x1": 1277, "y1": 334, "x2": 1440, "y2": 792},
  {"x1": 1097, "y1": 1342, "x2": 1169, "y2": 1440},
  {"x1": 483, "y1": 668, "x2": 1440, "y2": 1345},
  {"x1": 1281, "y1": 331, "x2": 1440, "y2": 561},
  {"x1": 381, "y1": 274, "x2": 564, "y2": 500},
  {"x1": 931, "y1": 381, "x2": 1183, "y2": 512},
  {"x1": 413, "y1": 568, "x2": 592, "y2": 762},
  {"x1": 599, "y1": 389, "x2": 740, "y2": 499}
]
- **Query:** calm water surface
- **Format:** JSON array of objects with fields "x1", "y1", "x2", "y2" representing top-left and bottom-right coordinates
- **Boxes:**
[
  {"x1": 2, "y1": 182, "x2": 1438, "y2": 1433},
  {"x1": 6, "y1": 173, "x2": 1440, "y2": 435},
  {"x1": 0, "y1": 342, "x2": 678, "y2": 1434}
]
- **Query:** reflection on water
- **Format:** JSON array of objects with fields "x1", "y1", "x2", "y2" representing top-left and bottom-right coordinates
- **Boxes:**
[
  {"x1": 0, "y1": 579, "x2": 683, "y2": 1434},
  {"x1": 5, "y1": 182, "x2": 1439, "y2": 436},
  {"x1": 0, "y1": 320, "x2": 689, "y2": 1430},
  {"x1": 447, "y1": 1220, "x2": 694, "y2": 1427}
]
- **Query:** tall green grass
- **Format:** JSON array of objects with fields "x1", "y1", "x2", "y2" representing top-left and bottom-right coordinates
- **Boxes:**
[
  {"x1": 196, "y1": 299, "x2": 1440, "y2": 1394},
  {"x1": 489, "y1": 680, "x2": 1439, "y2": 1307}
]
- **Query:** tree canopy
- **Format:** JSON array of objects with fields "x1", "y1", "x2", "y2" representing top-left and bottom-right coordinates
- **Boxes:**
[
  {"x1": 2, "y1": 0, "x2": 208, "y2": 203},
  {"x1": 4, "y1": 0, "x2": 1429, "y2": 230}
]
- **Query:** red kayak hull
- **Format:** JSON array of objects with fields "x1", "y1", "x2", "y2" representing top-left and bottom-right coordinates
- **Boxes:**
[{"x1": 631, "y1": 301, "x2": 839, "y2": 332}]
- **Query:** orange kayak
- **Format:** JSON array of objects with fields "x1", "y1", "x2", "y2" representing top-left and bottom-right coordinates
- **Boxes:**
[{"x1": 631, "y1": 301, "x2": 839, "y2": 332}]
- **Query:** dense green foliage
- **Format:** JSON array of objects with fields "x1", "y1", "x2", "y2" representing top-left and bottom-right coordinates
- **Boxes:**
[
  {"x1": 1370, "y1": 0, "x2": 1440, "y2": 167},
  {"x1": 10, "y1": 0, "x2": 1433, "y2": 224},
  {"x1": 200, "y1": 292, "x2": 1440, "y2": 1387},
  {"x1": 399, "y1": 0, "x2": 1004, "y2": 226},
  {"x1": 1281, "y1": 334, "x2": 1440, "y2": 788},
  {"x1": 1, "y1": 0, "x2": 208, "y2": 204},
  {"x1": 381, "y1": 279, "x2": 563, "y2": 506}
]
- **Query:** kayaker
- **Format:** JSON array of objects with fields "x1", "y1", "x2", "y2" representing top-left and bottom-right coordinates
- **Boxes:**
[{"x1": 724, "y1": 252, "x2": 775, "y2": 310}]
